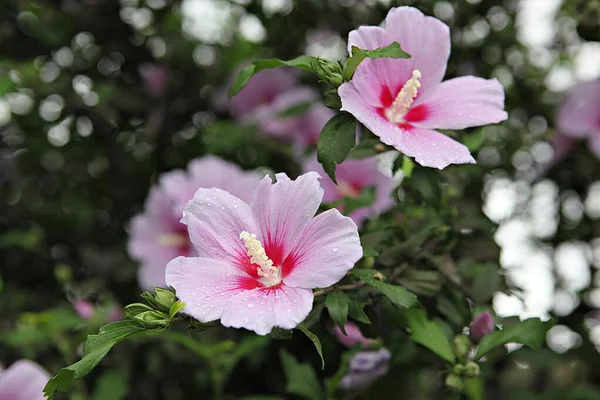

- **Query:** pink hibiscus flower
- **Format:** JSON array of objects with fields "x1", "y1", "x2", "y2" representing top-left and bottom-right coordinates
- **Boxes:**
[
  {"x1": 557, "y1": 78, "x2": 600, "y2": 158},
  {"x1": 338, "y1": 6, "x2": 508, "y2": 169},
  {"x1": 303, "y1": 156, "x2": 395, "y2": 227},
  {"x1": 0, "y1": 360, "x2": 50, "y2": 400},
  {"x1": 127, "y1": 156, "x2": 262, "y2": 290},
  {"x1": 166, "y1": 172, "x2": 363, "y2": 335}
]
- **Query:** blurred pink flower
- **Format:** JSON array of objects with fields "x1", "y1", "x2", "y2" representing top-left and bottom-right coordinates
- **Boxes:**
[
  {"x1": 340, "y1": 348, "x2": 391, "y2": 390},
  {"x1": 470, "y1": 311, "x2": 495, "y2": 340},
  {"x1": 338, "y1": 6, "x2": 507, "y2": 169},
  {"x1": 128, "y1": 156, "x2": 262, "y2": 290},
  {"x1": 166, "y1": 172, "x2": 362, "y2": 335},
  {"x1": 251, "y1": 87, "x2": 319, "y2": 138},
  {"x1": 333, "y1": 322, "x2": 374, "y2": 348},
  {"x1": 0, "y1": 360, "x2": 50, "y2": 400},
  {"x1": 303, "y1": 156, "x2": 395, "y2": 227},
  {"x1": 73, "y1": 299, "x2": 95, "y2": 320},
  {"x1": 73, "y1": 300, "x2": 123, "y2": 322},
  {"x1": 557, "y1": 78, "x2": 600, "y2": 158},
  {"x1": 229, "y1": 68, "x2": 298, "y2": 119},
  {"x1": 139, "y1": 64, "x2": 169, "y2": 98},
  {"x1": 293, "y1": 105, "x2": 336, "y2": 151}
]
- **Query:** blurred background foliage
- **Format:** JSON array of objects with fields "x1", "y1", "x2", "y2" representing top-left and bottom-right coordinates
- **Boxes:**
[{"x1": 1, "y1": 0, "x2": 600, "y2": 399}]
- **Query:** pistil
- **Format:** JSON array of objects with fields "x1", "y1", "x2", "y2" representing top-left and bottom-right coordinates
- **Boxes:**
[{"x1": 384, "y1": 69, "x2": 421, "y2": 124}]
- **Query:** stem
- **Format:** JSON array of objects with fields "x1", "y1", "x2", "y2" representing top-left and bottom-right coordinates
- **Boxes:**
[{"x1": 314, "y1": 282, "x2": 364, "y2": 296}]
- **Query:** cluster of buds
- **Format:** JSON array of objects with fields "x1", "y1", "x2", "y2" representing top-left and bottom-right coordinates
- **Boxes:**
[{"x1": 125, "y1": 287, "x2": 185, "y2": 330}]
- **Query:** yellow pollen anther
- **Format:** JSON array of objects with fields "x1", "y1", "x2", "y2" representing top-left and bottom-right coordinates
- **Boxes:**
[
  {"x1": 157, "y1": 233, "x2": 188, "y2": 248},
  {"x1": 385, "y1": 69, "x2": 421, "y2": 124},
  {"x1": 240, "y1": 231, "x2": 280, "y2": 285}
]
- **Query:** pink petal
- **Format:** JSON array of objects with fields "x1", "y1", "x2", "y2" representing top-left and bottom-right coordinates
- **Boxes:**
[
  {"x1": 187, "y1": 155, "x2": 262, "y2": 205},
  {"x1": 158, "y1": 169, "x2": 194, "y2": 216},
  {"x1": 397, "y1": 127, "x2": 475, "y2": 169},
  {"x1": 383, "y1": 6, "x2": 450, "y2": 91},
  {"x1": 183, "y1": 188, "x2": 259, "y2": 267},
  {"x1": 166, "y1": 256, "x2": 256, "y2": 323},
  {"x1": 127, "y1": 213, "x2": 181, "y2": 268},
  {"x1": 73, "y1": 300, "x2": 95, "y2": 320},
  {"x1": 302, "y1": 157, "x2": 396, "y2": 227},
  {"x1": 293, "y1": 105, "x2": 336, "y2": 150},
  {"x1": 137, "y1": 261, "x2": 171, "y2": 290},
  {"x1": 333, "y1": 322, "x2": 374, "y2": 348},
  {"x1": 251, "y1": 173, "x2": 323, "y2": 261},
  {"x1": 220, "y1": 284, "x2": 314, "y2": 335},
  {"x1": 0, "y1": 360, "x2": 49, "y2": 400},
  {"x1": 347, "y1": 26, "x2": 388, "y2": 53},
  {"x1": 557, "y1": 78, "x2": 600, "y2": 138},
  {"x1": 283, "y1": 209, "x2": 362, "y2": 289},
  {"x1": 340, "y1": 84, "x2": 474, "y2": 169},
  {"x1": 413, "y1": 76, "x2": 508, "y2": 130}
]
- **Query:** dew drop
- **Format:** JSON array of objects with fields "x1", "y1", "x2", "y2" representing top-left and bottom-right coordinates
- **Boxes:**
[
  {"x1": 332, "y1": 247, "x2": 339, "y2": 253},
  {"x1": 247, "y1": 303, "x2": 255, "y2": 309}
]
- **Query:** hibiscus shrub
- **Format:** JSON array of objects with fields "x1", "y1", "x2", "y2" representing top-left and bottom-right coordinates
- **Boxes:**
[{"x1": 2, "y1": 0, "x2": 600, "y2": 399}]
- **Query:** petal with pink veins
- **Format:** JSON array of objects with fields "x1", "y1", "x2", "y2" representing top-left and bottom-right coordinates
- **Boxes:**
[
  {"x1": 283, "y1": 209, "x2": 362, "y2": 288},
  {"x1": 412, "y1": 76, "x2": 508, "y2": 130},
  {"x1": 166, "y1": 256, "x2": 259, "y2": 323},
  {"x1": 0, "y1": 360, "x2": 50, "y2": 400},
  {"x1": 220, "y1": 284, "x2": 314, "y2": 335},
  {"x1": 396, "y1": 127, "x2": 475, "y2": 169},
  {"x1": 183, "y1": 188, "x2": 259, "y2": 269},
  {"x1": 251, "y1": 173, "x2": 323, "y2": 261},
  {"x1": 381, "y1": 7, "x2": 451, "y2": 92}
]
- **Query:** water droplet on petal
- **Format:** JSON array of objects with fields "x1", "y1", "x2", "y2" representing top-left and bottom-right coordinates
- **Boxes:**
[
  {"x1": 332, "y1": 248, "x2": 339, "y2": 253},
  {"x1": 247, "y1": 303, "x2": 255, "y2": 309}
]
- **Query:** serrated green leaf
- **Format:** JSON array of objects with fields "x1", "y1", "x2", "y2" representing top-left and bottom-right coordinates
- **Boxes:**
[
  {"x1": 475, "y1": 318, "x2": 552, "y2": 359},
  {"x1": 348, "y1": 298, "x2": 371, "y2": 324},
  {"x1": 405, "y1": 308, "x2": 456, "y2": 363},
  {"x1": 325, "y1": 291, "x2": 350, "y2": 333},
  {"x1": 316, "y1": 112, "x2": 357, "y2": 183},
  {"x1": 280, "y1": 350, "x2": 324, "y2": 400},
  {"x1": 228, "y1": 56, "x2": 318, "y2": 97},
  {"x1": 350, "y1": 269, "x2": 417, "y2": 309},
  {"x1": 343, "y1": 42, "x2": 411, "y2": 80},
  {"x1": 297, "y1": 324, "x2": 325, "y2": 369},
  {"x1": 43, "y1": 321, "x2": 146, "y2": 397}
]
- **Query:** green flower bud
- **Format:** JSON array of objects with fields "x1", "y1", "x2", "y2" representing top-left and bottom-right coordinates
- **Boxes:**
[
  {"x1": 314, "y1": 59, "x2": 344, "y2": 88},
  {"x1": 453, "y1": 334, "x2": 471, "y2": 361},
  {"x1": 445, "y1": 374, "x2": 464, "y2": 392},
  {"x1": 153, "y1": 287, "x2": 177, "y2": 311},
  {"x1": 324, "y1": 88, "x2": 342, "y2": 110},
  {"x1": 464, "y1": 361, "x2": 481, "y2": 378},
  {"x1": 452, "y1": 364, "x2": 466, "y2": 376},
  {"x1": 132, "y1": 310, "x2": 169, "y2": 327}
]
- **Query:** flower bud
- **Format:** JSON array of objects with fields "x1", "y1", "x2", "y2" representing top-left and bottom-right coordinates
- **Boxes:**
[
  {"x1": 453, "y1": 334, "x2": 471, "y2": 361},
  {"x1": 464, "y1": 361, "x2": 480, "y2": 378},
  {"x1": 471, "y1": 311, "x2": 495, "y2": 340},
  {"x1": 445, "y1": 374, "x2": 464, "y2": 392},
  {"x1": 314, "y1": 59, "x2": 344, "y2": 88},
  {"x1": 333, "y1": 322, "x2": 374, "y2": 348}
]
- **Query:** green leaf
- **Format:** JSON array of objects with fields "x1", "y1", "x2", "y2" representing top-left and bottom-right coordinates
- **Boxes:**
[
  {"x1": 362, "y1": 247, "x2": 379, "y2": 258},
  {"x1": 401, "y1": 156, "x2": 415, "y2": 178},
  {"x1": 472, "y1": 265, "x2": 501, "y2": 304},
  {"x1": 280, "y1": 350, "x2": 324, "y2": 400},
  {"x1": 228, "y1": 56, "x2": 318, "y2": 97},
  {"x1": 91, "y1": 370, "x2": 128, "y2": 400},
  {"x1": 350, "y1": 269, "x2": 417, "y2": 309},
  {"x1": 43, "y1": 321, "x2": 145, "y2": 397},
  {"x1": 0, "y1": 226, "x2": 44, "y2": 250},
  {"x1": 405, "y1": 308, "x2": 456, "y2": 363},
  {"x1": 464, "y1": 377, "x2": 484, "y2": 400},
  {"x1": 297, "y1": 324, "x2": 325, "y2": 369},
  {"x1": 325, "y1": 291, "x2": 350, "y2": 333},
  {"x1": 462, "y1": 128, "x2": 485, "y2": 152},
  {"x1": 316, "y1": 112, "x2": 357, "y2": 183},
  {"x1": 348, "y1": 298, "x2": 371, "y2": 324},
  {"x1": 271, "y1": 327, "x2": 293, "y2": 340},
  {"x1": 475, "y1": 318, "x2": 552, "y2": 359},
  {"x1": 343, "y1": 42, "x2": 411, "y2": 80}
]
